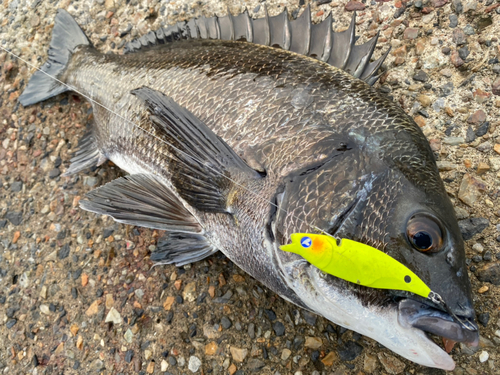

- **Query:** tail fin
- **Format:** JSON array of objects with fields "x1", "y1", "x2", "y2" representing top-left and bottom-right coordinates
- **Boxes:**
[{"x1": 19, "y1": 9, "x2": 90, "y2": 106}]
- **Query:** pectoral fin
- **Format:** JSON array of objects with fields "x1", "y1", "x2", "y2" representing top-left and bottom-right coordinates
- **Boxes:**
[
  {"x1": 80, "y1": 173, "x2": 201, "y2": 233},
  {"x1": 132, "y1": 87, "x2": 263, "y2": 214}
]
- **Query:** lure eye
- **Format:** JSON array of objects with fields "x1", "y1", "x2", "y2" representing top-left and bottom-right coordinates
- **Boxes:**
[{"x1": 406, "y1": 214, "x2": 443, "y2": 252}]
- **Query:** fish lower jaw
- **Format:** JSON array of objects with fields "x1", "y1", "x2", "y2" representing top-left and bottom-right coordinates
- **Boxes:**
[{"x1": 300, "y1": 267, "x2": 455, "y2": 370}]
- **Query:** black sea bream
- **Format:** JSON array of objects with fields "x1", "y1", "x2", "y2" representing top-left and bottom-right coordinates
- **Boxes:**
[{"x1": 19, "y1": 8, "x2": 479, "y2": 370}]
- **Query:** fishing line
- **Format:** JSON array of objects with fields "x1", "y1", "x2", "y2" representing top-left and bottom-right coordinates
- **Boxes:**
[{"x1": 0, "y1": 45, "x2": 329, "y2": 237}]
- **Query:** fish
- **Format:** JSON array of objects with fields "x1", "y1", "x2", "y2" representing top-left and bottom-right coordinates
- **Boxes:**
[{"x1": 18, "y1": 6, "x2": 479, "y2": 370}]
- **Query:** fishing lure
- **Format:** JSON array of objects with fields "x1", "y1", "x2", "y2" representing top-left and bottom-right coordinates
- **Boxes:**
[
  {"x1": 281, "y1": 233, "x2": 477, "y2": 332},
  {"x1": 280, "y1": 233, "x2": 431, "y2": 298}
]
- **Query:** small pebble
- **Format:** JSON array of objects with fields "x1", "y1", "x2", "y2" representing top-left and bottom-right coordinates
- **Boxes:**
[
  {"x1": 479, "y1": 351, "x2": 489, "y2": 362},
  {"x1": 188, "y1": 356, "x2": 201, "y2": 372}
]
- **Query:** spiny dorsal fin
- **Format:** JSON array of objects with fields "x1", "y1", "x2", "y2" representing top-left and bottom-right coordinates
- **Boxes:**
[
  {"x1": 123, "y1": 6, "x2": 389, "y2": 85},
  {"x1": 269, "y1": 8, "x2": 289, "y2": 48},
  {"x1": 186, "y1": 18, "x2": 200, "y2": 39},
  {"x1": 345, "y1": 31, "x2": 379, "y2": 78},
  {"x1": 360, "y1": 47, "x2": 392, "y2": 85},
  {"x1": 218, "y1": 8, "x2": 234, "y2": 41},
  {"x1": 233, "y1": 9, "x2": 253, "y2": 42},
  {"x1": 289, "y1": 5, "x2": 311, "y2": 55},
  {"x1": 252, "y1": 5, "x2": 270, "y2": 46},
  {"x1": 309, "y1": 11, "x2": 332, "y2": 61},
  {"x1": 327, "y1": 12, "x2": 356, "y2": 70}
]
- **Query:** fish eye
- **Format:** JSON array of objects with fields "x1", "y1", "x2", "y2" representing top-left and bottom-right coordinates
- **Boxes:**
[{"x1": 406, "y1": 214, "x2": 443, "y2": 252}]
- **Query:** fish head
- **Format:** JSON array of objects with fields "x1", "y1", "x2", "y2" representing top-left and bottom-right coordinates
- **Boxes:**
[{"x1": 272, "y1": 144, "x2": 478, "y2": 370}]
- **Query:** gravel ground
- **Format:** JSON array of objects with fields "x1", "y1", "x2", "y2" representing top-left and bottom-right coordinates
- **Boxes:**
[{"x1": 0, "y1": 0, "x2": 500, "y2": 374}]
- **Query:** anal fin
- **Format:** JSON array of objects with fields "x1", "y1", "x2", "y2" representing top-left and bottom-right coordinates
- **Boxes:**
[
  {"x1": 63, "y1": 132, "x2": 107, "y2": 176},
  {"x1": 80, "y1": 173, "x2": 202, "y2": 233},
  {"x1": 152, "y1": 232, "x2": 218, "y2": 267}
]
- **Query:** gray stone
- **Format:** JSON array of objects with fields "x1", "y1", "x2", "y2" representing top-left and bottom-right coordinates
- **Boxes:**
[
  {"x1": 458, "y1": 217, "x2": 489, "y2": 240},
  {"x1": 476, "y1": 262, "x2": 500, "y2": 285},
  {"x1": 476, "y1": 141, "x2": 492, "y2": 153},
  {"x1": 449, "y1": 14, "x2": 458, "y2": 28},
  {"x1": 168, "y1": 355, "x2": 177, "y2": 366},
  {"x1": 338, "y1": 341, "x2": 363, "y2": 361},
  {"x1": 436, "y1": 161, "x2": 457, "y2": 171},
  {"x1": 458, "y1": 46, "x2": 470, "y2": 60},
  {"x1": 221, "y1": 316, "x2": 232, "y2": 329},
  {"x1": 439, "y1": 82, "x2": 454, "y2": 97},
  {"x1": 247, "y1": 358, "x2": 265, "y2": 372},
  {"x1": 451, "y1": 0, "x2": 463, "y2": 13},
  {"x1": 273, "y1": 321, "x2": 285, "y2": 336},
  {"x1": 58, "y1": 244, "x2": 70, "y2": 259},
  {"x1": 475, "y1": 122, "x2": 490, "y2": 137},
  {"x1": 5, "y1": 211, "x2": 23, "y2": 226},
  {"x1": 465, "y1": 126, "x2": 476, "y2": 143},
  {"x1": 103, "y1": 227, "x2": 114, "y2": 238},
  {"x1": 413, "y1": 70, "x2": 428, "y2": 82},
  {"x1": 248, "y1": 323, "x2": 255, "y2": 339},
  {"x1": 90, "y1": 359, "x2": 104, "y2": 371},
  {"x1": 442, "y1": 137, "x2": 464, "y2": 145},
  {"x1": 48, "y1": 168, "x2": 60, "y2": 178},
  {"x1": 301, "y1": 310, "x2": 317, "y2": 326},
  {"x1": 10, "y1": 181, "x2": 22, "y2": 192},
  {"x1": 463, "y1": 24, "x2": 475, "y2": 35},
  {"x1": 84, "y1": 176, "x2": 99, "y2": 187},
  {"x1": 125, "y1": 349, "x2": 134, "y2": 363},
  {"x1": 213, "y1": 290, "x2": 233, "y2": 303}
]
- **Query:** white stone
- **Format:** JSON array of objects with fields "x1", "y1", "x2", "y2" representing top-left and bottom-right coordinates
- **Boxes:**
[
  {"x1": 39, "y1": 304, "x2": 50, "y2": 315},
  {"x1": 281, "y1": 348, "x2": 291, "y2": 361},
  {"x1": 104, "y1": 307, "x2": 122, "y2": 324},
  {"x1": 479, "y1": 351, "x2": 489, "y2": 363},
  {"x1": 489, "y1": 157, "x2": 500, "y2": 171},
  {"x1": 472, "y1": 243, "x2": 484, "y2": 253},
  {"x1": 188, "y1": 356, "x2": 202, "y2": 372},
  {"x1": 161, "y1": 360, "x2": 168, "y2": 371},
  {"x1": 124, "y1": 329, "x2": 133, "y2": 343}
]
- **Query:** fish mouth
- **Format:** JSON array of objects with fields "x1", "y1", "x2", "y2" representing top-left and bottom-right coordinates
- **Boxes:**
[{"x1": 398, "y1": 298, "x2": 479, "y2": 347}]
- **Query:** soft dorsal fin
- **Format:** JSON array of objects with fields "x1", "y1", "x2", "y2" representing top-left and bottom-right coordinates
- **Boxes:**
[{"x1": 123, "y1": 6, "x2": 390, "y2": 85}]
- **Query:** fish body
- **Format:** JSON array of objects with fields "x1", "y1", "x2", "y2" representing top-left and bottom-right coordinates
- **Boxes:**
[{"x1": 19, "y1": 8, "x2": 478, "y2": 370}]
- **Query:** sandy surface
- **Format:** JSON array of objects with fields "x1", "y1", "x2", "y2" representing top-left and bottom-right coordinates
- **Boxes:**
[{"x1": 0, "y1": 0, "x2": 499, "y2": 374}]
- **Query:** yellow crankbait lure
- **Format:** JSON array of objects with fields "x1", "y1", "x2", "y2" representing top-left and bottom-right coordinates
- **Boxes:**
[{"x1": 280, "y1": 233, "x2": 431, "y2": 299}]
